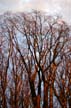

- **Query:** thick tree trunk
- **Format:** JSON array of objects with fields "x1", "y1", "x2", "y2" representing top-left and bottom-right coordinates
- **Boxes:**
[
  {"x1": 68, "y1": 97, "x2": 71, "y2": 108},
  {"x1": 37, "y1": 70, "x2": 41, "y2": 108},
  {"x1": 43, "y1": 81, "x2": 48, "y2": 108},
  {"x1": 49, "y1": 85, "x2": 53, "y2": 108},
  {"x1": 3, "y1": 94, "x2": 7, "y2": 108},
  {"x1": 29, "y1": 81, "x2": 37, "y2": 108},
  {"x1": 62, "y1": 101, "x2": 67, "y2": 108},
  {"x1": 37, "y1": 95, "x2": 40, "y2": 108},
  {"x1": 68, "y1": 98, "x2": 71, "y2": 108},
  {"x1": 32, "y1": 97, "x2": 37, "y2": 108}
]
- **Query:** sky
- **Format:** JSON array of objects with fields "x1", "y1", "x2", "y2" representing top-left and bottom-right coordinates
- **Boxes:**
[{"x1": 0, "y1": 0, "x2": 71, "y2": 22}]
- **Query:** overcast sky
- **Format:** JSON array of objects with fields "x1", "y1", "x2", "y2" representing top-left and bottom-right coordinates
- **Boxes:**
[{"x1": 0, "y1": 0, "x2": 71, "y2": 22}]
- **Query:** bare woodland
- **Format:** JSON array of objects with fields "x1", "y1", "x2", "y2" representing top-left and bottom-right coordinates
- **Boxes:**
[{"x1": 0, "y1": 11, "x2": 71, "y2": 108}]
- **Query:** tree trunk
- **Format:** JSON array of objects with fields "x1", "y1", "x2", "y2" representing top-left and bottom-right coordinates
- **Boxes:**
[
  {"x1": 43, "y1": 81, "x2": 48, "y2": 108},
  {"x1": 29, "y1": 81, "x2": 37, "y2": 108},
  {"x1": 3, "y1": 94, "x2": 7, "y2": 108},
  {"x1": 49, "y1": 85, "x2": 53, "y2": 108},
  {"x1": 68, "y1": 97, "x2": 71, "y2": 108},
  {"x1": 37, "y1": 95, "x2": 40, "y2": 108},
  {"x1": 37, "y1": 70, "x2": 41, "y2": 108}
]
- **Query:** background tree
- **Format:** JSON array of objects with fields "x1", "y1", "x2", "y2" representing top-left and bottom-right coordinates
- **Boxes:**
[{"x1": 0, "y1": 11, "x2": 71, "y2": 108}]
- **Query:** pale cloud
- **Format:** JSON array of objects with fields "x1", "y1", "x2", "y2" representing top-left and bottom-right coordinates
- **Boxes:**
[
  {"x1": 0, "y1": 0, "x2": 20, "y2": 13},
  {"x1": 0, "y1": 0, "x2": 19, "y2": 7},
  {"x1": 0, "y1": 0, "x2": 71, "y2": 22}
]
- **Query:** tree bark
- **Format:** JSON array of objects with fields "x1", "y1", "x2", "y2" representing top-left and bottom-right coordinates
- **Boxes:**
[
  {"x1": 49, "y1": 85, "x2": 53, "y2": 108},
  {"x1": 43, "y1": 81, "x2": 48, "y2": 108}
]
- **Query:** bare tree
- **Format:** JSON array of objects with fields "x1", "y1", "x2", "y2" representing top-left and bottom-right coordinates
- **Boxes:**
[{"x1": 0, "y1": 11, "x2": 71, "y2": 108}]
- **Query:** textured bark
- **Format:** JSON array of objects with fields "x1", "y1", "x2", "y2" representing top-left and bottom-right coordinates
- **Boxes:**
[
  {"x1": 3, "y1": 94, "x2": 7, "y2": 108},
  {"x1": 49, "y1": 85, "x2": 53, "y2": 108},
  {"x1": 68, "y1": 98, "x2": 71, "y2": 108},
  {"x1": 37, "y1": 95, "x2": 40, "y2": 108},
  {"x1": 43, "y1": 82, "x2": 48, "y2": 108},
  {"x1": 37, "y1": 70, "x2": 41, "y2": 108},
  {"x1": 29, "y1": 81, "x2": 37, "y2": 108}
]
